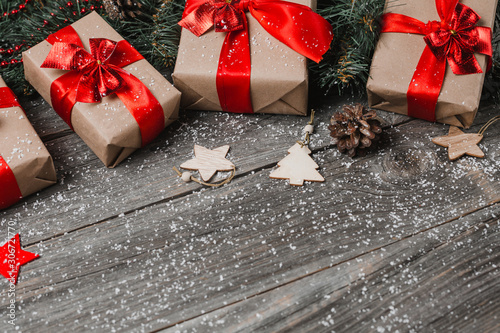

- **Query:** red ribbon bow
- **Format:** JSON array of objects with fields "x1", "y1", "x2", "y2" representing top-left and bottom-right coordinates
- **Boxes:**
[
  {"x1": 42, "y1": 38, "x2": 129, "y2": 103},
  {"x1": 0, "y1": 87, "x2": 23, "y2": 209},
  {"x1": 381, "y1": 0, "x2": 492, "y2": 122},
  {"x1": 179, "y1": 0, "x2": 333, "y2": 113},
  {"x1": 42, "y1": 26, "x2": 165, "y2": 146}
]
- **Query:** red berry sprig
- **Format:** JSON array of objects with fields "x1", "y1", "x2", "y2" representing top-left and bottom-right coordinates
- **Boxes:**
[
  {"x1": 2, "y1": 0, "x2": 105, "y2": 68},
  {"x1": 1, "y1": 0, "x2": 31, "y2": 21},
  {"x1": 41, "y1": 0, "x2": 104, "y2": 28},
  {"x1": 0, "y1": 44, "x2": 27, "y2": 68}
]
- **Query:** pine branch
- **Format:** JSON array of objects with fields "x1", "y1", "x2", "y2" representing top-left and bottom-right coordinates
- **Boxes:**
[
  {"x1": 0, "y1": 0, "x2": 183, "y2": 96},
  {"x1": 483, "y1": 6, "x2": 500, "y2": 102},
  {"x1": 311, "y1": 0, "x2": 385, "y2": 95}
]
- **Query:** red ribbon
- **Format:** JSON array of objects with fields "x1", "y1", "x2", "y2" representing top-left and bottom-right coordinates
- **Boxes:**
[
  {"x1": 179, "y1": 0, "x2": 333, "y2": 113},
  {"x1": 0, "y1": 87, "x2": 23, "y2": 209},
  {"x1": 381, "y1": 0, "x2": 492, "y2": 122},
  {"x1": 42, "y1": 26, "x2": 165, "y2": 146}
]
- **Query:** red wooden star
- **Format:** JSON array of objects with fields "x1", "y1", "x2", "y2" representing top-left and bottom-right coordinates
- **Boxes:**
[{"x1": 0, "y1": 234, "x2": 39, "y2": 284}]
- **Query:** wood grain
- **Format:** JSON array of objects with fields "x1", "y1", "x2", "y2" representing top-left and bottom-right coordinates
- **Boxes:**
[
  {"x1": 165, "y1": 203, "x2": 499, "y2": 332},
  {"x1": 0, "y1": 93, "x2": 498, "y2": 332},
  {"x1": 2, "y1": 94, "x2": 412, "y2": 245}
]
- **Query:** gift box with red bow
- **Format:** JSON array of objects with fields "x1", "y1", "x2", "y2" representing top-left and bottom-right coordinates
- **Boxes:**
[
  {"x1": 23, "y1": 12, "x2": 181, "y2": 167},
  {"x1": 172, "y1": 0, "x2": 333, "y2": 116},
  {"x1": 367, "y1": 0, "x2": 497, "y2": 128},
  {"x1": 0, "y1": 76, "x2": 57, "y2": 210}
]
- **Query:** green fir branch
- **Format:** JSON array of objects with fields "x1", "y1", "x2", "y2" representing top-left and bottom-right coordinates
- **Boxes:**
[
  {"x1": 0, "y1": 0, "x2": 183, "y2": 96},
  {"x1": 311, "y1": 0, "x2": 385, "y2": 95}
]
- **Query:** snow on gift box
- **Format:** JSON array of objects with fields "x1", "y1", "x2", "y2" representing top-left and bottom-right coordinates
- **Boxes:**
[
  {"x1": 0, "y1": 76, "x2": 57, "y2": 210},
  {"x1": 367, "y1": 0, "x2": 498, "y2": 128},
  {"x1": 23, "y1": 11, "x2": 181, "y2": 168},
  {"x1": 172, "y1": 0, "x2": 333, "y2": 116}
]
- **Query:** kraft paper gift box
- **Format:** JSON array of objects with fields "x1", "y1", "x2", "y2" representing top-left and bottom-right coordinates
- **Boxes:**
[
  {"x1": 23, "y1": 11, "x2": 182, "y2": 167},
  {"x1": 0, "y1": 77, "x2": 57, "y2": 209},
  {"x1": 367, "y1": 0, "x2": 498, "y2": 128},
  {"x1": 172, "y1": 0, "x2": 332, "y2": 116}
]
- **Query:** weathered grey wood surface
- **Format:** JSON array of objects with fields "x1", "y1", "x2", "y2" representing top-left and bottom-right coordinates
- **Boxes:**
[{"x1": 0, "y1": 89, "x2": 499, "y2": 332}]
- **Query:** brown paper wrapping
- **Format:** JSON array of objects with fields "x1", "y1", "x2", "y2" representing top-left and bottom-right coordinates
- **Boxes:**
[
  {"x1": 172, "y1": 0, "x2": 315, "y2": 116},
  {"x1": 366, "y1": 0, "x2": 498, "y2": 128},
  {"x1": 0, "y1": 77, "x2": 57, "y2": 201},
  {"x1": 23, "y1": 12, "x2": 182, "y2": 167}
]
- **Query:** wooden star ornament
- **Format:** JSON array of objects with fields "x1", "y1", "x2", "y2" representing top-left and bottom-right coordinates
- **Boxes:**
[
  {"x1": 0, "y1": 234, "x2": 39, "y2": 284},
  {"x1": 432, "y1": 126, "x2": 484, "y2": 161},
  {"x1": 180, "y1": 145, "x2": 235, "y2": 181}
]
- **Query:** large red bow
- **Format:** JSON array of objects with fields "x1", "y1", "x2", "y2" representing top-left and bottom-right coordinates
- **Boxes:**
[
  {"x1": 42, "y1": 27, "x2": 165, "y2": 146},
  {"x1": 0, "y1": 87, "x2": 23, "y2": 209},
  {"x1": 179, "y1": 0, "x2": 333, "y2": 113},
  {"x1": 42, "y1": 38, "x2": 129, "y2": 103},
  {"x1": 381, "y1": 0, "x2": 492, "y2": 122}
]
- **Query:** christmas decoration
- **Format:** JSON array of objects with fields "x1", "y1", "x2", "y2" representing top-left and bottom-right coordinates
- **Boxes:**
[
  {"x1": 172, "y1": 0, "x2": 333, "y2": 115},
  {"x1": 103, "y1": 0, "x2": 144, "y2": 20},
  {"x1": 432, "y1": 115, "x2": 500, "y2": 160},
  {"x1": 312, "y1": 0, "x2": 385, "y2": 94},
  {"x1": 174, "y1": 145, "x2": 236, "y2": 187},
  {"x1": 0, "y1": 77, "x2": 56, "y2": 210},
  {"x1": 0, "y1": 0, "x2": 183, "y2": 96},
  {"x1": 367, "y1": 0, "x2": 496, "y2": 128},
  {"x1": 270, "y1": 110, "x2": 324, "y2": 186},
  {"x1": 148, "y1": 0, "x2": 184, "y2": 69},
  {"x1": 0, "y1": 234, "x2": 39, "y2": 284},
  {"x1": 180, "y1": 145, "x2": 234, "y2": 181},
  {"x1": 23, "y1": 12, "x2": 181, "y2": 168},
  {"x1": 2, "y1": 0, "x2": 500, "y2": 107},
  {"x1": 329, "y1": 104, "x2": 382, "y2": 157}
]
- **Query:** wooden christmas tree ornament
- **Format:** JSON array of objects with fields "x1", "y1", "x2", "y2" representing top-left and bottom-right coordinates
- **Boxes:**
[
  {"x1": 270, "y1": 110, "x2": 325, "y2": 186},
  {"x1": 174, "y1": 145, "x2": 236, "y2": 187},
  {"x1": 432, "y1": 116, "x2": 500, "y2": 161}
]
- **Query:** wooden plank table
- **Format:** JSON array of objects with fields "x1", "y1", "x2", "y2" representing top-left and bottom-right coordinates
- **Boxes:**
[{"x1": 1, "y1": 87, "x2": 499, "y2": 332}]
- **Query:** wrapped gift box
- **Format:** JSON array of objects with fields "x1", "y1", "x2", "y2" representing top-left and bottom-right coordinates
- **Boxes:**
[
  {"x1": 0, "y1": 77, "x2": 57, "y2": 209},
  {"x1": 173, "y1": 0, "x2": 330, "y2": 116},
  {"x1": 23, "y1": 11, "x2": 181, "y2": 167},
  {"x1": 367, "y1": 0, "x2": 498, "y2": 128}
]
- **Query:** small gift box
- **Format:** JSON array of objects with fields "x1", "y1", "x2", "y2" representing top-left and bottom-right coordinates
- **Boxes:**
[
  {"x1": 367, "y1": 0, "x2": 497, "y2": 128},
  {"x1": 0, "y1": 77, "x2": 57, "y2": 210},
  {"x1": 172, "y1": 0, "x2": 333, "y2": 116},
  {"x1": 23, "y1": 12, "x2": 181, "y2": 167}
]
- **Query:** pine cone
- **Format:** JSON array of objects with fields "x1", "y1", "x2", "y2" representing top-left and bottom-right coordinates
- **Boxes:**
[
  {"x1": 328, "y1": 104, "x2": 383, "y2": 157},
  {"x1": 103, "y1": 0, "x2": 144, "y2": 20}
]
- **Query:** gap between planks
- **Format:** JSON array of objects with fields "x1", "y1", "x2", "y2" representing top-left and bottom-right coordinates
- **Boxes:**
[
  {"x1": 16, "y1": 199, "x2": 500, "y2": 325},
  {"x1": 17, "y1": 112, "x2": 431, "y2": 249},
  {"x1": 148, "y1": 200, "x2": 500, "y2": 331}
]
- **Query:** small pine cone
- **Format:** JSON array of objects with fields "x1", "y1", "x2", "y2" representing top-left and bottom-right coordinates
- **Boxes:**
[
  {"x1": 328, "y1": 104, "x2": 383, "y2": 157},
  {"x1": 103, "y1": 0, "x2": 144, "y2": 20}
]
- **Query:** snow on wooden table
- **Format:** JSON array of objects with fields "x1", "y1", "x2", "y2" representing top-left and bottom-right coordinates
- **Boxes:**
[{"x1": 0, "y1": 92, "x2": 499, "y2": 332}]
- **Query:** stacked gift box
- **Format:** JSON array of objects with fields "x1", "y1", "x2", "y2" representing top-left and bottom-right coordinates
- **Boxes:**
[{"x1": 0, "y1": 77, "x2": 57, "y2": 209}]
